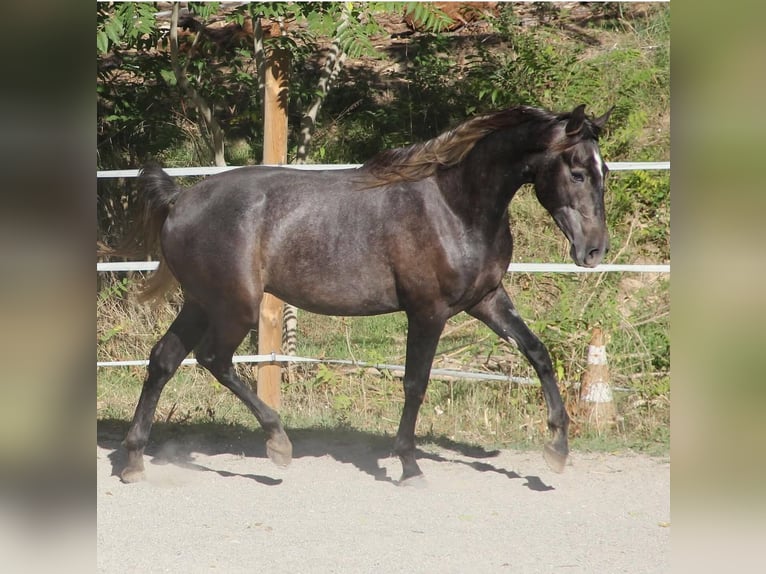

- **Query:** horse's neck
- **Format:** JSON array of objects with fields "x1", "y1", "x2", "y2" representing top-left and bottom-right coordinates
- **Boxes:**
[{"x1": 437, "y1": 135, "x2": 536, "y2": 227}]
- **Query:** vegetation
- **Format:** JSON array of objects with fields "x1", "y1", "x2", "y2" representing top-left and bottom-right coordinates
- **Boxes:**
[{"x1": 97, "y1": 2, "x2": 670, "y2": 454}]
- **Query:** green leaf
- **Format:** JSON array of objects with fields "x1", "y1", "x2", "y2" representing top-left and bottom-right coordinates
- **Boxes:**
[
  {"x1": 333, "y1": 394, "x2": 352, "y2": 411},
  {"x1": 556, "y1": 361, "x2": 565, "y2": 382},
  {"x1": 104, "y1": 18, "x2": 124, "y2": 45},
  {"x1": 190, "y1": 2, "x2": 220, "y2": 20},
  {"x1": 98, "y1": 326, "x2": 123, "y2": 344},
  {"x1": 160, "y1": 69, "x2": 177, "y2": 86},
  {"x1": 96, "y1": 30, "x2": 109, "y2": 54},
  {"x1": 404, "y1": 1, "x2": 454, "y2": 33},
  {"x1": 133, "y1": 4, "x2": 158, "y2": 36}
]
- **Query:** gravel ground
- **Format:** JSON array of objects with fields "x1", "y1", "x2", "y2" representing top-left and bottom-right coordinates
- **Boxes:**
[{"x1": 97, "y1": 426, "x2": 670, "y2": 573}]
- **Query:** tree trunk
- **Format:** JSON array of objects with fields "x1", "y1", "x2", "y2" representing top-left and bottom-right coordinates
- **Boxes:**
[
  {"x1": 295, "y1": 41, "x2": 347, "y2": 162},
  {"x1": 169, "y1": 3, "x2": 226, "y2": 166}
]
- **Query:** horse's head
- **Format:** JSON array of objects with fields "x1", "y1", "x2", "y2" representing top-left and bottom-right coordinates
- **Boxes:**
[{"x1": 534, "y1": 105, "x2": 613, "y2": 268}]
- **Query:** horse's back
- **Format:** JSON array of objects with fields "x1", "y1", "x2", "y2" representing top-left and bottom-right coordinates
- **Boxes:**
[
  {"x1": 159, "y1": 166, "x2": 497, "y2": 317},
  {"x1": 160, "y1": 168, "x2": 411, "y2": 314}
]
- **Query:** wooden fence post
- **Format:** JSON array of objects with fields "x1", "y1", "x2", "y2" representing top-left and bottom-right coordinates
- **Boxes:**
[{"x1": 256, "y1": 46, "x2": 290, "y2": 408}]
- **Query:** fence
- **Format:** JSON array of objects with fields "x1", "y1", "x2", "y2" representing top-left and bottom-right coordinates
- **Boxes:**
[
  {"x1": 97, "y1": 161, "x2": 669, "y2": 179},
  {"x1": 97, "y1": 162, "x2": 670, "y2": 387}
]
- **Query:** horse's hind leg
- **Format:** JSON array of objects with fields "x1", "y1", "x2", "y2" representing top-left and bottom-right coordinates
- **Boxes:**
[
  {"x1": 121, "y1": 301, "x2": 208, "y2": 483},
  {"x1": 467, "y1": 286, "x2": 570, "y2": 473},
  {"x1": 196, "y1": 311, "x2": 292, "y2": 468}
]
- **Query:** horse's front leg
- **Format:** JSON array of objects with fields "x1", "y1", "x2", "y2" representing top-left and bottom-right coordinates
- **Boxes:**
[
  {"x1": 394, "y1": 313, "x2": 446, "y2": 483},
  {"x1": 467, "y1": 286, "x2": 570, "y2": 473}
]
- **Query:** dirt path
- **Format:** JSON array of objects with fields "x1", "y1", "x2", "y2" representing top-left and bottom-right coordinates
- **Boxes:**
[{"x1": 97, "y1": 424, "x2": 669, "y2": 573}]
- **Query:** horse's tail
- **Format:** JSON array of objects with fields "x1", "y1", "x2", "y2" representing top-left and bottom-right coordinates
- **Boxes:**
[{"x1": 97, "y1": 162, "x2": 183, "y2": 302}]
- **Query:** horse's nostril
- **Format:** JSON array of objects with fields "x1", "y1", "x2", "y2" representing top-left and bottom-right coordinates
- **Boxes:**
[{"x1": 587, "y1": 247, "x2": 602, "y2": 264}]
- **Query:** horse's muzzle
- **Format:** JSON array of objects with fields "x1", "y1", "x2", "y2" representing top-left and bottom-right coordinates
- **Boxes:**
[
  {"x1": 570, "y1": 239, "x2": 609, "y2": 268},
  {"x1": 551, "y1": 208, "x2": 609, "y2": 268}
]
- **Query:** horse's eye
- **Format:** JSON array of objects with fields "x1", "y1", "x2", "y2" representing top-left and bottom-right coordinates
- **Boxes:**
[{"x1": 571, "y1": 171, "x2": 585, "y2": 183}]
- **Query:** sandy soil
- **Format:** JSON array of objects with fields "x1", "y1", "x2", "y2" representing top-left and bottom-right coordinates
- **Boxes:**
[{"x1": 97, "y1": 424, "x2": 669, "y2": 573}]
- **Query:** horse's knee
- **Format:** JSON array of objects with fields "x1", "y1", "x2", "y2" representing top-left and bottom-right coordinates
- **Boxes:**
[
  {"x1": 147, "y1": 337, "x2": 183, "y2": 380},
  {"x1": 525, "y1": 336, "x2": 550, "y2": 363},
  {"x1": 195, "y1": 350, "x2": 214, "y2": 372},
  {"x1": 519, "y1": 338, "x2": 556, "y2": 379},
  {"x1": 194, "y1": 339, "x2": 220, "y2": 374},
  {"x1": 197, "y1": 355, "x2": 233, "y2": 382},
  {"x1": 194, "y1": 333, "x2": 236, "y2": 378}
]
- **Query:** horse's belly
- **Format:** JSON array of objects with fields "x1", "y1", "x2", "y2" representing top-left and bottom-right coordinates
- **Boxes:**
[
  {"x1": 268, "y1": 283, "x2": 401, "y2": 317},
  {"x1": 264, "y1": 259, "x2": 401, "y2": 317}
]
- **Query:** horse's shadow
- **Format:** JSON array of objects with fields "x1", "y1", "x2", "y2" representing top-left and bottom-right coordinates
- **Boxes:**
[{"x1": 97, "y1": 419, "x2": 553, "y2": 491}]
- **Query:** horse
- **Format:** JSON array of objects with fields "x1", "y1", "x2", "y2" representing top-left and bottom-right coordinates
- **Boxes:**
[{"x1": 110, "y1": 103, "x2": 612, "y2": 484}]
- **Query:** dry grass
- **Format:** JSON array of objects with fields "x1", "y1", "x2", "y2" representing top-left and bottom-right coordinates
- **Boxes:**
[{"x1": 97, "y1": 264, "x2": 669, "y2": 455}]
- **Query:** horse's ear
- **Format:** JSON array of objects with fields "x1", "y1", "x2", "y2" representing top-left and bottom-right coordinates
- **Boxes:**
[
  {"x1": 592, "y1": 106, "x2": 615, "y2": 131},
  {"x1": 565, "y1": 104, "x2": 587, "y2": 136}
]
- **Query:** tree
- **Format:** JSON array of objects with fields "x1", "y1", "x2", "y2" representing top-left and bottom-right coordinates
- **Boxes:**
[
  {"x1": 169, "y1": 3, "x2": 226, "y2": 166},
  {"x1": 97, "y1": 1, "x2": 456, "y2": 365}
]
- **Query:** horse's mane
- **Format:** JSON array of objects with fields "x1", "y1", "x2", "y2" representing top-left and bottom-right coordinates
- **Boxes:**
[{"x1": 360, "y1": 106, "x2": 561, "y2": 186}]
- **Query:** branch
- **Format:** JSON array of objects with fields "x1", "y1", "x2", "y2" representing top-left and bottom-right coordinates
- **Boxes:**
[
  {"x1": 253, "y1": 15, "x2": 266, "y2": 102},
  {"x1": 170, "y1": 3, "x2": 226, "y2": 166},
  {"x1": 295, "y1": 8, "x2": 350, "y2": 163}
]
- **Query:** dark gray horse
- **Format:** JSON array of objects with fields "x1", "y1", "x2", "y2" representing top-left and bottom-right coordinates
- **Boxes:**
[{"x1": 112, "y1": 104, "x2": 612, "y2": 484}]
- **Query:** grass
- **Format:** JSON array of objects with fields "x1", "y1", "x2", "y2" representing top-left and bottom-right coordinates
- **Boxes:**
[
  {"x1": 97, "y1": 363, "x2": 669, "y2": 456},
  {"x1": 97, "y1": 265, "x2": 669, "y2": 456}
]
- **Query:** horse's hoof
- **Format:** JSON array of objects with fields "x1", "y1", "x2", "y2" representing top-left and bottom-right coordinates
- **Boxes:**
[
  {"x1": 266, "y1": 433, "x2": 293, "y2": 467},
  {"x1": 543, "y1": 443, "x2": 567, "y2": 474},
  {"x1": 120, "y1": 468, "x2": 146, "y2": 483},
  {"x1": 397, "y1": 473, "x2": 428, "y2": 488}
]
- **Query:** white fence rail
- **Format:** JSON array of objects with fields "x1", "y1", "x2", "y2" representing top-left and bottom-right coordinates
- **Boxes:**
[
  {"x1": 97, "y1": 260, "x2": 669, "y2": 274},
  {"x1": 97, "y1": 161, "x2": 670, "y2": 386},
  {"x1": 95, "y1": 353, "x2": 543, "y2": 386},
  {"x1": 97, "y1": 161, "x2": 670, "y2": 179},
  {"x1": 97, "y1": 161, "x2": 671, "y2": 275}
]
